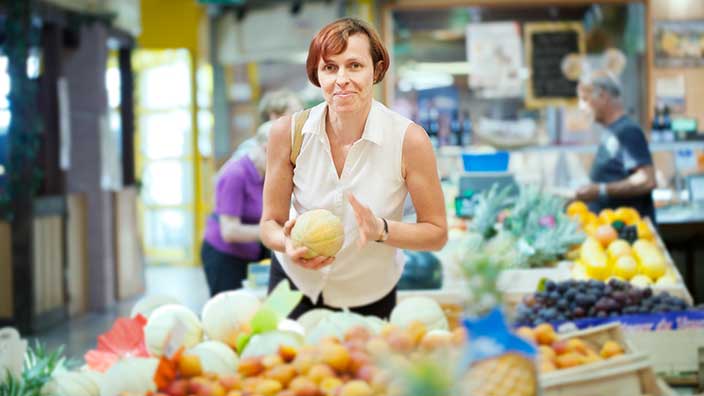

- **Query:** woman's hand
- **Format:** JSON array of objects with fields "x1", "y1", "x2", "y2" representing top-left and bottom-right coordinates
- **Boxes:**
[
  {"x1": 348, "y1": 194, "x2": 383, "y2": 247},
  {"x1": 282, "y1": 218, "x2": 335, "y2": 270}
]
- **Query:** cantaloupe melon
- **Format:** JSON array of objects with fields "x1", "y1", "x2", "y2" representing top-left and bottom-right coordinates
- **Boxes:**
[{"x1": 291, "y1": 209, "x2": 344, "y2": 259}]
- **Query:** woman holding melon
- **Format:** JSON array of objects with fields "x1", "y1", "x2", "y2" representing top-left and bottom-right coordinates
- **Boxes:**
[{"x1": 260, "y1": 18, "x2": 448, "y2": 319}]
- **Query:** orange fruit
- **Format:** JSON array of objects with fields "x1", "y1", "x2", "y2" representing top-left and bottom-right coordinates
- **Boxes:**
[
  {"x1": 566, "y1": 201, "x2": 589, "y2": 217},
  {"x1": 614, "y1": 207, "x2": 640, "y2": 225},
  {"x1": 594, "y1": 225, "x2": 618, "y2": 247},
  {"x1": 598, "y1": 209, "x2": 616, "y2": 225}
]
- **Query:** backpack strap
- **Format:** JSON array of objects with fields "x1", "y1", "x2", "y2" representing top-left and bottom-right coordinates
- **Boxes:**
[{"x1": 290, "y1": 108, "x2": 311, "y2": 167}]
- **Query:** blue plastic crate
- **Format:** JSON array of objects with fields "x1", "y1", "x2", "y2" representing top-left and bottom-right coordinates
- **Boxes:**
[{"x1": 462, "y1": 151, "x2": 509, "y2": 172}]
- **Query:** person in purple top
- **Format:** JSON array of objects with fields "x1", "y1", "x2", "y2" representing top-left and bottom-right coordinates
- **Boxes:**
[{"x1": 201, "y1": 121, "x2": 271, "y2": 296}]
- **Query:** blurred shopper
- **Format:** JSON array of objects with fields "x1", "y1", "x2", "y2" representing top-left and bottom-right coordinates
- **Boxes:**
[
  {"x1": 201, "y1": 121, "x2": 273, "y2": 296},
  {"x1": 230, "y1": 89, "x2": 303, "y2": 161},
  {"x1": 575, "y1": 72, "x2": 657, "y2": 222},
  {"x1": 260, "y1": 18, "x2": 448, "y2": 319}
]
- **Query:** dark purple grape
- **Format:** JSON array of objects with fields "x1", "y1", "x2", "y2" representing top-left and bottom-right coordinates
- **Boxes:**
[
  {"x1": 545, "y1": 280, "x2": 557, "y2": 292},
  {"x1": 596, "y1": 311, "x2": 608, "y2": 318},
  {"x1": 612, "y1": 291, "x2": 627, "y2": 304},
  {"x1": 604, "y1": 286, "x2": 614, "y2": 295},
  {"x1": 643, "y1": 288, "x2": 653, "y2": 298},
  {"x1": 565, "y1": 289, "x2": 577, "y2": 301},
  {"x1": 574, "y1": 307, "x2": 586, "y2": 317},
  {"x1": 557, "y1": 299, "x2": 568, "y2": 310}
]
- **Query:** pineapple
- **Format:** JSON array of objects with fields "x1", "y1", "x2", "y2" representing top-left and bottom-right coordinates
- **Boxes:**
[{"x1": 461, "y1": 353, "x2": 537, "y2": 396}]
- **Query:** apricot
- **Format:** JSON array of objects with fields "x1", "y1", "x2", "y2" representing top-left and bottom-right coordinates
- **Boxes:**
[
  {"x1": 533, "y1": 323, "x2": 557, "y2": 346},
  {"x1": 344, "y1": 326, "x2": 372, "y2": 344},
  {"x1": 386, "y1": 332, "x2": 414, "y2": 353},
  {"x1": 338, "y1": 380, "x2": 373, "y2": 396},
  {"x1": 565, "y1": 338, "x2": 591, "y2": 355},
  {"x1": 255, "y1": 379, "x2": 282, "y2": 396},
  {"x1": 538, "y1": 345, "x2": 556, "y2": 363},
  {"x1": 320, "y1": 343, "x2": 351, "y2": 373},
  {"x1": 551, "y1": 340, "x2": 568, "y2": 355},
  {"x1": 600, "y1": 340, "x2": 624, "y2": 359},
  {"x1": 279, "y1": 344, "x2": 298, "y2": 362},
  {"x1": 419, "y1": 330, "x2": 452, "y2": 351},
  {"x1": 348, "y1": 350, "x2": 370, "y2": 374},
  {"x1": 237, "y1": 356, "x2": 265, "y2": 377},
  {"x1": 555, "y1": 352, "x2": 585, "y2": 369},
  {"x1": 264, "y1": 364, "x2": 297, "y2": 387},
  {"x1": 319, "y1": 376, "x2": 343, "y2": 396},
  {"x1": 178, "y1": 353, "x2": 203, "y2": 378},
  {"x1": 292, "y1": 350, "x2": 317, "y2": 375},
  {"x1": 364, "y1": 338, "x2": 390, "y2": 357},
  {"x1": 165, "y1": 378, "x2": 189, "y2": 396},
  {"x1": 406, "y1": 321, "x2": 428, "y2": 346},
  {"x1": 197, "y1": 382, "x2": 225, "y2": 396},
  {"x1": 308, "y1": 363, "x2": 336, "y2": 384},
  {"x1": 289, "y1": 376, "x2": 320, "y2": 396},
  {"x1": 218, "y1": 374, "x2": 242, "y2": 391},
  {"x1": 225, "y1": 391, "x2": 243, "y2": 396},
  {"x1": 262, "y1": 354, "x2": 284, "y2": 369},
  {"x1": 539, "y1": 359, "x2": 557, "y2": 373}
]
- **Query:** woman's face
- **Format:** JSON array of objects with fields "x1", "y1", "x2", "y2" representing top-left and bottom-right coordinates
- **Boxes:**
[{"x1": 317, "y1": 34, "x2": 377, "y2": 115}]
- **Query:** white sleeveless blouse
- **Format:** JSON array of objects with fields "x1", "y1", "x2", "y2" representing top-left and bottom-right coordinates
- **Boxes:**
[{"x1": 273, "y1": 100, "x2": 412, "y2": 308}]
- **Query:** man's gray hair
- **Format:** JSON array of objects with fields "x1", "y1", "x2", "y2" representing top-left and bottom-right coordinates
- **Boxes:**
[
  {"x1": 258, "y1": 89, "x2": 303, "y2": 122},
  {"x1": 590, "y1": 73, "x2": 622, "y2": 99}
]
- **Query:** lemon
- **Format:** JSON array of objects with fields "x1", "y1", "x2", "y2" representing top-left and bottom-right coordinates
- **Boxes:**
[
  {"x1": 607, "y1": 239, "x2": 632, "y2": 259},
  {"x1": 612, "y1": 255, "x2": 638, "y2": 280},
  {"x1": 630, "y1": 274, "x2": 653, "y2": 288}
]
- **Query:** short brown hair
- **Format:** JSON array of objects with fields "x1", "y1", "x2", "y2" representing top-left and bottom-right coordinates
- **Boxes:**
[{"x1": 306, "y1": 18, "x2": 390, "y2": 87}]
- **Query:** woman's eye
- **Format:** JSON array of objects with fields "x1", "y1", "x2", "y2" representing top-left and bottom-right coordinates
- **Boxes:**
[
  {"x1": 351, "y1": 63, "x2": 362, "y2": 69},
  {"x1": 323, "y1": 64, "x2": 336, "y2": 72}
]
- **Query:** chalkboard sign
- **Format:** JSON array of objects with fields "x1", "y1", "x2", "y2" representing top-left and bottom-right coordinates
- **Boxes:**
[{"x1": 524, "y1": 22, "x2": 585, "y2": 108}]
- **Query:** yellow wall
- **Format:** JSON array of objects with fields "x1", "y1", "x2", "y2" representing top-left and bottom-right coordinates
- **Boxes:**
[
  {"x1": 651, "y1": 0, "x2": 704, "y2": 129},
  {"x1": 138, "y1": 0, "x2": 205, "y2": 51}
]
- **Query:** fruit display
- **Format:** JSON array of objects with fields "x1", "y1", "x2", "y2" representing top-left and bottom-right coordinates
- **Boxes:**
[
  {"x1": 566, "y1": 203, "x2": 678, "y2": 287},
  {"x1": 515, "y1": 323, "x2": 625, "y2": 373},
  {"x1": 291, "y1": 209, "x2": 345, "y2": 259},
  {"x1": 470, "y1": 185, "x2": 585, "y2": 269},
  {"x1": 514, "y1": 279, "x2": 690, "y2": 327}
]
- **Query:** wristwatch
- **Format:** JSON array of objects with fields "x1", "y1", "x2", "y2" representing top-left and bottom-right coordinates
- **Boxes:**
[
  {"x1": 598, "y1": 183, "x2": 608, "y2": 200},
  {"x1": 375, "y1": 218, "x2": 389, "y2": 243}
]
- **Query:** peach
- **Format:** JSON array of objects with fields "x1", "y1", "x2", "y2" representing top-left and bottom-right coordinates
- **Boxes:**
[
  {"x1": 196, "y1": 382, "x2": 225, "y2": 396},
  {"x1": 264, "y1": 364, "x2": 297, "y2": 387},
  {"x1": 406, "y1": 321, "x2": 428, "y2": 346},
  {"x1": 293, "y1": 350, "x2": 317, "y2": 375},
  {"x1": 386, "y1": 332, "x2": 414, "y2": 353},
  {"x1": 289, "y1": 376, "x2": 320, "y2": 396},
  {"x1": 534, "y1": 323, "x2": 557, "y2": 346},
  {"x1": 551, "y1": 340, "x2": 569, "y2": 356},
  {"x1": 178, "y1": 353, "x2": 203, "y2": 378},
  {"x1": 320, "y1": 343, "x2": 351, "y2": 373},
  {"x1": 262, "y1": 354, "x2": 284, "y2": 369},
  {"x1": 238, "y1": 356, "x2": 265, "y2": 377},
  {"x1": 600, "y1": 340, "x2": 624, "y2": 359},
  {"x1": 218, "y1": 374, "x2": 242, "y2": 391},
  {"x1": 308, "y1": 364, "x2": 336, "y2": 384},
  {"x1": 348, "y1": 350, "x2": 370, "y2": 374},
  {"x1": 165, "y1": 378, "x2": 189, "y2": 396},
  {"x1": 451, "y1": 327, "x2": 468, "y2": 346},
  {"x1": 344, "y1": 326, "x2": 372, "y2": 344},
  {"x1": 241, "y1": 377, "x2": 261, "y2": 394},
  {"x1": 188, "y1": 377, "x2": 210, "y2": 394},
  {"x1": 419, "y1": 331, "x2": 452, "y2": 351},
  {"x1": 364, "y1": 338, "x2": 390, "y2": 357},
  {"x1": 555, "y1": 352, "x2": 586, "y2": 369},
  {"x1": 225, "y1": 391, "x2": 243, "y2": 396},
  {"x1": 565, "y1": 338, "x2": 591, "y2": 355},
  {"x1": 354, "y1": 365, "x2": 377, "y2": 383},
  {"x1": 279, "y1": 344, "x2": 298, "y2": 362},
  {"x1": 319, "y1": 376, "x2": 343, "y2": 396},
  {"x1": 338, "y1": 380, "x2": 373, "y2": 396},
  {"x1": 538, "y1": 345, "x2": 556, "y2": 363},
  {"x1": 255, "y1": 379, "x2": 282, "y2": 396},
  {"x1": 539, "y1": 359, "x2": 557, "y2": 373}
]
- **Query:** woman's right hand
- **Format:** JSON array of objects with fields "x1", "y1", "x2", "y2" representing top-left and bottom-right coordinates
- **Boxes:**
[{"x1": 283, "y1": 218, "x2": 335, "y2": 270}]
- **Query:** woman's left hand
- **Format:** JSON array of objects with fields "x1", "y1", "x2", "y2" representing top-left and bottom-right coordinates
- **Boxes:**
[{"x1": 348, "y1": 194, "x2": 383, "y2": 247}]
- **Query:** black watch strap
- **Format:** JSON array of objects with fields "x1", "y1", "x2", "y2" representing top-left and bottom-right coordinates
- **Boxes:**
[{"x1": 375, "y1": 218, "x2": 389, "y2": 243}]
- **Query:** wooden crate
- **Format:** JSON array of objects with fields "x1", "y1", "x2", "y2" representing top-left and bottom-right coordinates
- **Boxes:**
[
  {"x1": 624, "y1": 327, "x2": 704, "y2": 376},
  {"x1": 646, "y1": 218, "x2": 693, "y2": 306},
  {"x1": 114, "y1": 187, "x2": 145, "y2": 300},
  {"x1": 543, "y1": 323, "x2": 649, "y2": 381},
  {"x1": 542, "y1": 355, "x2": 671, "y2": 396}
]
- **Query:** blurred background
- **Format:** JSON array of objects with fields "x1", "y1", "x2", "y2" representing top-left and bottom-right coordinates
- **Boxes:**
[{"x1": 1, "y1": 0, "x2": 704, "y2": 360}]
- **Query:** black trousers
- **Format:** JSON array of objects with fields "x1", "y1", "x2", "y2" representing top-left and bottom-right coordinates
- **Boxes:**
[
  {"x1": 268, "y1": 253, "x2": 396, "y2": 320},
  {"x1": 201, "y1": 240, "x2": 251, "y2": 297}
]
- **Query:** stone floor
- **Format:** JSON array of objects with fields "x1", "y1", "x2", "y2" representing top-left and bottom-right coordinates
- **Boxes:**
[{"x1": 31, "y1": 266, "x2": 211, "y2": 360}]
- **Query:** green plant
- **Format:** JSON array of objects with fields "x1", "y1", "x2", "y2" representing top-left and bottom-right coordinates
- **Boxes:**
[
  {"x1": 0, "y1": 342, "x2": 66, "y2": 396},
  {"x1": 470, "y1": 184, "x2": 514, "y2": 239}
]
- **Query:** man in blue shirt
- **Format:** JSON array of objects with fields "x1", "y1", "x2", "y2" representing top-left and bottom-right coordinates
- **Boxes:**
[{"x1": 575, "y1": 73, "x2": 657, "y2": 223}]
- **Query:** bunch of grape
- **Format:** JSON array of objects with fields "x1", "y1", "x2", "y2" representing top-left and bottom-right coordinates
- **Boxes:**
[{"x1": 514, "y1": 279, "x2": 689, "y2": 327}]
